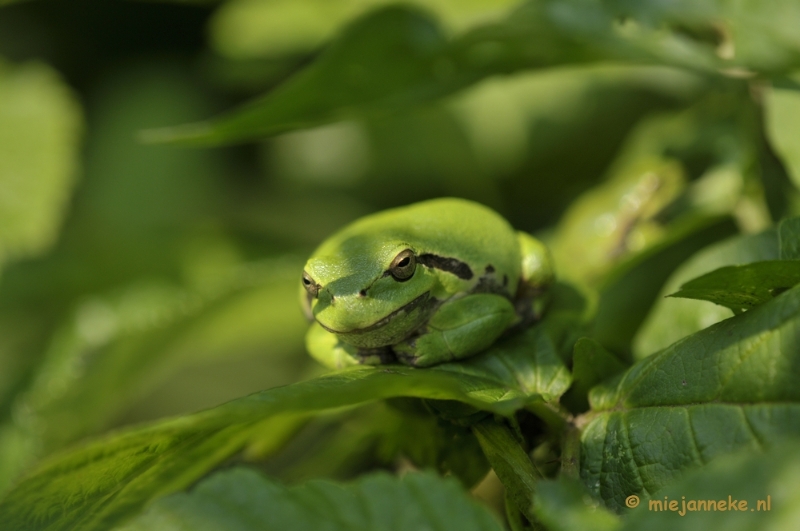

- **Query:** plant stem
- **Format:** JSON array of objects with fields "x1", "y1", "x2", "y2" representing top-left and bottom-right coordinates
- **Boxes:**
[{"x1": 472, "y1": 417, "x2": 545, "y2": 530}]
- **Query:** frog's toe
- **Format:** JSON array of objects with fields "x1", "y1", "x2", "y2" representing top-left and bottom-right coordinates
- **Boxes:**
[{"x1": 355, "y1": 347, "x2": 396, "y2": 365}]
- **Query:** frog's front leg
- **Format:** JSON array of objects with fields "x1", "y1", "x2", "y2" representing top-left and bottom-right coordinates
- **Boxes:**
[
  {"x1": 305, "y1": 322, "x2": 393, "y2": 369},
  {"x1": 393, "y1": 293, "x2": 517, "y2": 367}
]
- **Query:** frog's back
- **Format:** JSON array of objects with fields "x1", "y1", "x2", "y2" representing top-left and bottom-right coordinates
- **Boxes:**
[{"x1": 318, "y1": 198, "x2": 521, "y2": 283}]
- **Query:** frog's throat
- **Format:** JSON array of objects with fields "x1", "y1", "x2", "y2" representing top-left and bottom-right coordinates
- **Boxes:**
[{"x1": 315, "y1": 291, "x2": 432, "y2": 335}]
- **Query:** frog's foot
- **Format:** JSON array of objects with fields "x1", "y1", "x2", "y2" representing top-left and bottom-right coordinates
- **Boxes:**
[
  {"x1": 306, "y1": 322, "x2": 396, "y2": 368},
  {"x1": 513, "y1": 231, "x2": 555, "y2": 324},
  {"x1": 353, "y1": 347, "x2": 396, "y2": 365},
  {"x1": 393, "y1": 293, "x2": 517, "y2": 367}
]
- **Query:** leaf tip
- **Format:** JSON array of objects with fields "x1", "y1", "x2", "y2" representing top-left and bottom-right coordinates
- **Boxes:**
[{"x1": 137, "y1": 122, "x2": 216, "y2": 146}]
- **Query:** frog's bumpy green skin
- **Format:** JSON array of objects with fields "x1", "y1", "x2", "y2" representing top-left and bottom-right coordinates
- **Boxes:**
[{"x1": 300, "y1": 198, "x2": 554, "y2": 368}]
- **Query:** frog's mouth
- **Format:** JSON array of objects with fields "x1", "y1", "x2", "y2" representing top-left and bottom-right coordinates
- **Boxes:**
[{"x1": 316, "y1": 291, "x2": 431, "y2": 335}]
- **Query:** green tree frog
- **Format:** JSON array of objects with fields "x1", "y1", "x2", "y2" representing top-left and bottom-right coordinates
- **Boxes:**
[{"x1": 300, "y1": 198, "x2": 554, "y2": 368}]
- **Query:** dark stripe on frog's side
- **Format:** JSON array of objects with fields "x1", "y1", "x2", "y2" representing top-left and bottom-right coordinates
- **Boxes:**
[
  {"x1": 471, "y1": 264, "x2": 512, "y2": 298},
  {"x1": 418, "y1": 254, "x2": 473, "y2": 280}
]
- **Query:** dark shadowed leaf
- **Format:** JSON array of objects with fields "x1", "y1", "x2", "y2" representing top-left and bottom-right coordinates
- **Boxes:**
[
  {"x1": 534, "y1": 476, "x2": 620, "y2": 531},
  {"x1": 779, "y1": 216, "x2": 800, "y2": 259},
  {"x1": 117, "y1": 468, "x2": 504, "y2": 531},
  {"x1": 563, "y1": 338, "x2": 628, "y2": 412}
]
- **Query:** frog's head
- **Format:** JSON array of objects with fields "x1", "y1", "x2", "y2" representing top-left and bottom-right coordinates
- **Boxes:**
[{"x1": 301, "y1": 239, "x2": 437, "y2": 349}]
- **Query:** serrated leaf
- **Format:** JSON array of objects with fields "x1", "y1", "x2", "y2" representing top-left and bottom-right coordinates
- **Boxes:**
[
  {"x1": 0, "y1": 324, "x2": 568, "y2": 531},
  {"x1": 0, "y1": 60, "x2": 82, "y2": 270},
  {"x1": 117, "y1": 468, "x2": 504, "y2": 531},
  {"x1": 633, "y1": 230, "x2": 779, "y2": 359},
  {"x1": 668, "y1": 260, "x2": 800, "y2": 312},
  {"x1": 581, "y1": 284, "x2": 800, "y2": 511},
  {"x1": 621, "y1": 442, "x2": 800, "y2": 530}
]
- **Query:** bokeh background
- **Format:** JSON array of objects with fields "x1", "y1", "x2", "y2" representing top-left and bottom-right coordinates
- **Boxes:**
[{"x1": 1, "y1": 0, "x2": 799, "y2": 498}]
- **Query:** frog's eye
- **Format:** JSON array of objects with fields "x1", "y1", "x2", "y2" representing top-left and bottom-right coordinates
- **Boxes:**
[
  {"x1": 302, "y1": 272, "x2": 320, "y2": 297},
  {"x1": 389, "y1": 249, "x2": 416, "y2": 281}
]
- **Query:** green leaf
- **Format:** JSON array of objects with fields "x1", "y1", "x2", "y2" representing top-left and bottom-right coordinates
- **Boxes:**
[
  {"x1": 534, "y1": 476, "x2": 621, "y2": 531},
  {"x1": 581, "y1": 284, "x2": 800, "y2": 511},
  {"x1": 633, "y1": 230, "x2": 779, "y2": 359},
  {"x1": 0, "y1": 324, "x2": 569, "y2": 531},
  {"x1": 262, "y1": 401, "x2": 490, "y2": 488},
  {"x1": 779, "y1": 216, "x2": 800, "y2": 259},
  {"x1": 147, "y1": 2, "x2": 724, "y2": 146},
  {"x1": 473, "y1": 418, "x2": 543, "y2": 525},
  {"x1": 439, "y1": 324, "x2": 573, "y2": 405},
  {"x1": 620, "y1": 442, "x2": 800, "y2": 530},
  {"x1": 0, "y1": 60, "x2": 82, "y2": 271},
  {"x1": 668, "y1": 260, "x2": 800, "y2": 312},
  {"x1": 117, "y1": 468, "x2": 504, "y2": 531},
  {"x1": 143, "y1": 7, "x2": 466, "y2": 145}
]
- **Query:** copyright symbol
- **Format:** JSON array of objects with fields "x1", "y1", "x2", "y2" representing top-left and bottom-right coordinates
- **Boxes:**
[{"x1": 625, "y1": 495, "x2": 640, "y2": 508}]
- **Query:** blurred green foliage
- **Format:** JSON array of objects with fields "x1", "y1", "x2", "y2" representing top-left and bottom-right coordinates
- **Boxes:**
[{"x1": 1, "y1": 0, "x2": 800, "y2": 530}]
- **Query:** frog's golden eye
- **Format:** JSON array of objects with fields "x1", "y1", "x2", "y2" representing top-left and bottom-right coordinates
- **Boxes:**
[
  {"x1": 302, "y1": 271, "x2": 320, "y2": 297},
  {"x1": 389, "y1": 249, "x2": 416, "y2": 281}
]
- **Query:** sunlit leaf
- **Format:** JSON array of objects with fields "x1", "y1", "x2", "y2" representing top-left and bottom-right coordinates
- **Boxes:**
[
  {"x1": 668, "y1": 260, "x2": 800, "y2": 312},
  {"x1": 582, "y1": 284, "x2": 800, "y2": 511}
]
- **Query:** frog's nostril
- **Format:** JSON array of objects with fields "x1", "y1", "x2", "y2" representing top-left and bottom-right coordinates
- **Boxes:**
[{"x1": 359, "y1": 289, "x2": 367, "y2": 297}]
